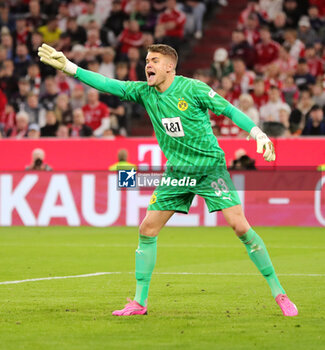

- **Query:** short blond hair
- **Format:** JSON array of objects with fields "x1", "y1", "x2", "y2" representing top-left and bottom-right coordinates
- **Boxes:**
[{"x1": 147, "y1": 44, "x2": 178, "y2": 66}]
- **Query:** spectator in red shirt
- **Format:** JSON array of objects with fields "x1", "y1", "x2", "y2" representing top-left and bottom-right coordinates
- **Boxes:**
[
  {"x1": 54, "y1": 70, "x2": 71, "y2": 95},
  {"x1": 0, "y1": 104, "x2": 15, "y2": 134},
  {"x1": 229, "y1": 58, "x2": 255, "y2": 95},
  {"x1": 213, "y1": 114, "x2": 241, "y2": 137},
  {"x1": 119, "y1": 20, "x2": 144, "y2": 55},
  {"x1": 243, "y1": 13, "x2": 260, "y2": 46},
  {"x1": 254, "y1": 26, "x2": 280, "y2": 73},
  {"x1": 251, "y1": 78, "x2": 269, "y2": 110},
  {"x1": 85, "y1": 28, "x2": 102, "y2": 49},
  {"x1": 305, "y1": 45, "x2": 324, "y2": 78},
  {"x1": 264, "y1": 63, "x2": 283, "y2": 92},
  {"x1": 0, "y1": 88, "x2": 7, "y2": 118},
  {"x1": 82, "y1": 89, "x2": 110, "y2": 135},
  {"x1": 157, "y1": 0, "x2": 186, "y2": 50},
  {"x1": 275, "y1": 46, "x2": 297, "y2": 79}
]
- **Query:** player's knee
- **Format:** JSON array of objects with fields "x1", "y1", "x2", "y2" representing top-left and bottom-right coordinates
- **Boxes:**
[
  {"x1": 139, "y1": 220, "x2": 159, "y2": 237},
  {"x1": 229, "y1": 217, "x2": 249, "y2": 236}
]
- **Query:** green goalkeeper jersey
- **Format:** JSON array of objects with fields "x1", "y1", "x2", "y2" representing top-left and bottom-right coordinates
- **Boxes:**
[
  {"x1": 75, "y1": 69, "x2": 256, "y2": 173},
  {"x1": 121, "y1": 76, "x2": 228, "y2": 170}
]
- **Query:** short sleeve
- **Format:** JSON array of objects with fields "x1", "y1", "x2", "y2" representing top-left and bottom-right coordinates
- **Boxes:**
[{"x1": 194, "y1": 79, "x2": 230, "y2": 116}]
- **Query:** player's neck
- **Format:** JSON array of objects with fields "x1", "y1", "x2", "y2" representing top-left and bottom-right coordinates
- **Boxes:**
[{"x1": 155, "y1": 74, "x2": 175, "y2": 93}]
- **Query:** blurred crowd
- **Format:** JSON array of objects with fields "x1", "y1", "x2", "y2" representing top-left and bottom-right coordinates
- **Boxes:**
[
  {"x1": 0, "y1": 0, "x2": 218, "y2": 139},
  {"x1": 205, "y1": 0, "x2": 325, "y2": 137},
  {"x1": 0, "y1": 0, "x2": 324, "y2": 140}
]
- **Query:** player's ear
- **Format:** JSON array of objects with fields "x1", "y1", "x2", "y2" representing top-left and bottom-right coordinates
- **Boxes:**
[{"x1": 166, "y1": 61, "x2": 174, "y2": 73}]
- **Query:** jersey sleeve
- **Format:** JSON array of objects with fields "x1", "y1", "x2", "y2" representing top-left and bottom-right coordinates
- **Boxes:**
[
  {"x1": 75, "y1": 68, "x2": 146, "y2": 105},
  {"x1": 121, "y1": 81, "x2": 148, "y2": 105},
  {"x1": 223, "y1": 104, "x2": 256, "y2": 133},
  {"x1": 193, "y1": 79, "x2": 256, "y2": 133},
  {"x1": 193, "y1": 79, "x2": 230, "y2": 116},
  {"x1": 75, "y1": 68, "x2": 126, "y2": 97}
]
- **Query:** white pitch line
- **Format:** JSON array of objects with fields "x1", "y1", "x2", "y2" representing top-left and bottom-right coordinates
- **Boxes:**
[
  {"x1": 1, "y1": 271, "x2": 325, "y2": 285},
  {"x1": 0, "y1": 272, "x2": 121, "y2": 285},
  {"x1": 268, "y1": 198, "x2": 290, "y2": 204}
]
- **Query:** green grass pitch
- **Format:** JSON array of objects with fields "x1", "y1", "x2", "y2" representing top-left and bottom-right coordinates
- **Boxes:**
[{"x1": 0, "y1": 226, "x2": 325, "y2": 350}]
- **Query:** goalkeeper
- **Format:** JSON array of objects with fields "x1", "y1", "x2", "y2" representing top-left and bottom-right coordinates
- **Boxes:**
[{"x1": 38, "y1": 43, "x2": 298, "y2": 317}]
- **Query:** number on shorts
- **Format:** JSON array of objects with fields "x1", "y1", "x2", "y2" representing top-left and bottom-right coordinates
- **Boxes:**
[{"x1": 211, "y1": 178, "x2": 229, "y2": 197}]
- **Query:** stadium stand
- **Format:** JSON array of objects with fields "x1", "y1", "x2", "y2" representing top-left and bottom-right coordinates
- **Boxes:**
[{"x1": 0, "y1": 0, "x2": 324, "y2": 138}]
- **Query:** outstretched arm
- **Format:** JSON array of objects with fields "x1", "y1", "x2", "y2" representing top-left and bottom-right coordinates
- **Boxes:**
[
  {"x1": 38, "y1": 43, "x2": 126, "y2": 98},
  {"x1": 75, "y1": 68, "x2": 126, "y2": 98}
]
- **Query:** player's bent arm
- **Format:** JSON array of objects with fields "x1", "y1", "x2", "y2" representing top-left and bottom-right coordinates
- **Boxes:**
[
  {"x1": 222, "y1": 104, "x2": 256, "y2": 134},
  {"x1": 193, "y1": 79, "x2": 275, "y2": 162},
  {"x1": 223, "y1": 104, "x2": 276, "y2": 162}
]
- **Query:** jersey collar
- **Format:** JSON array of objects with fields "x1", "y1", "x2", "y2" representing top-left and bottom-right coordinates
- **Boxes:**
[{"x1": 154, "y1": 75, "x2": 178, "y2": 97}]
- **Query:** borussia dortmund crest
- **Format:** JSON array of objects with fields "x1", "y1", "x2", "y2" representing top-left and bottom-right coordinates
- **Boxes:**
[
  {"x1": 150, "y1": 192, "x2": 157, "y2": 204},
  {"x1": 178, "y1": 98, "x2": 188, "y2": 111}
]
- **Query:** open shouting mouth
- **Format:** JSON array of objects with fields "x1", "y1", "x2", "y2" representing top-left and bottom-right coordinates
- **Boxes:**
[{"x1": 147, "y1": 70, "x2": 156, "y2": 83}]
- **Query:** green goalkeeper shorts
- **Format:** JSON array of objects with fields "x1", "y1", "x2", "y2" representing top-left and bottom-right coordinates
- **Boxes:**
[{"x1": 147, "y1": 168, "x2": 241, "y2": 213}]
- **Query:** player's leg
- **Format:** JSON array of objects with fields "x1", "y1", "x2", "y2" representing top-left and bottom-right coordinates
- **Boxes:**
[
  {"x1": 222, "y1": 204, "x2": 298, "y2": 316},
  {"x1": 197, "y1": 168, "x2": 297, "y2": 316},
  {"x1": 112, "y1": 210, "x2": 174, "y2": 316},
  {"x1": 113, "y1": 171, "x2": 194, "y2": 316},
  {"x1": 135, "y1": 210, "x2": 174, "y2": 306}
]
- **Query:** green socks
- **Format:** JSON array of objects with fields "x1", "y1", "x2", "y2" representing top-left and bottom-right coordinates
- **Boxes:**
[
  {"x1": 134, "y1": 235, "x2": 157, "y2": 306},
  {"x1": 133, "y1": 229, "x2": 284, "y2": 306},
  {"x1": 239, "y1": 228, "x2": 285, "y2": 298}
]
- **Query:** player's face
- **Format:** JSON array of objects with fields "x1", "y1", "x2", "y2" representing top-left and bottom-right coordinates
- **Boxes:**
[{"x1": 145, "y1": 52, "x2": 174, "y2": 87}]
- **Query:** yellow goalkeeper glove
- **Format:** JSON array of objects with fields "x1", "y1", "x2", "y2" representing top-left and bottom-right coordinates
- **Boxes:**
[
  {"x1": 249, "y1": 126, "x2": 276, "y2": 162},
  {"x1": 38, "y1": 43, "x2": 77, "y2": 76}
]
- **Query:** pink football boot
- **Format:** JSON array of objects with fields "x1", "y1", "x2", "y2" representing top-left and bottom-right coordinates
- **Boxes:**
[
  {"x1": 112, "y1": 298, "x2": 147, "y2": 316},
  {"x1": 275, "y1": 294, "x2": 298, "y2": 316}
]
